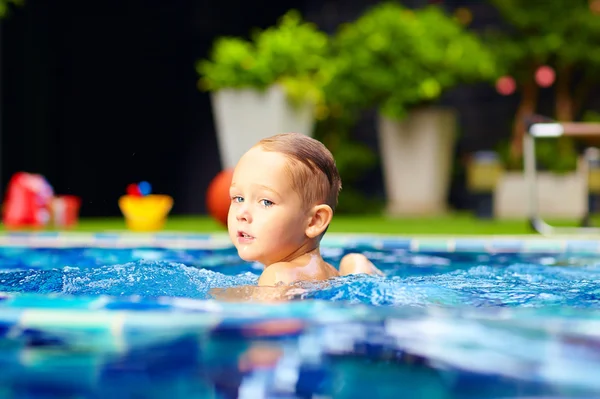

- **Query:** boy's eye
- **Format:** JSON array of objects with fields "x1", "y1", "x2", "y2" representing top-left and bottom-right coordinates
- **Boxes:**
[
  {"x1": 260, "y1": 199, "x2": 274, "y2": 208},
  {"x1": 231, "y1": 196, "x2": 244, "y2": 203}
]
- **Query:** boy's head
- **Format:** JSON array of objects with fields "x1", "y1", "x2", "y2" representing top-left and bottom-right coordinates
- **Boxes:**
[
  {"x1": 227, "y1": 133, "x2": 341, "y2": 266},
  {"x1": 257, "y1": 133, "x2": 341, "y2": 212}
]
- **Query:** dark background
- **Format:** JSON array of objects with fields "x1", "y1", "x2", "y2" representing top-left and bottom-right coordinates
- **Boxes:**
[{"x1": 0, "y1": 0, "x2": 541, "y2": 217}]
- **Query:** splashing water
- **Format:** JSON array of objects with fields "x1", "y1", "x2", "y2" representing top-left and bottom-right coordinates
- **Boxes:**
[{"x1": 0, "y1": 248, "x2": 599, "y2": 308}]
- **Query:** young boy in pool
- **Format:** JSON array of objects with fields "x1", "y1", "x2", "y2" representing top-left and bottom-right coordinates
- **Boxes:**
[{"x1": 227, "y1": 132, "x2": 382, "y2": 289}]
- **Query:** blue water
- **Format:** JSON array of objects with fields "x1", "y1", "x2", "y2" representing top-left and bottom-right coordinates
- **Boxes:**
[
  {"x1": 1, "y1": 245, "x2": 600, "y2": 398},
  {"x1": 1, "y1": 246, "x2": 599, "y2": 307}
]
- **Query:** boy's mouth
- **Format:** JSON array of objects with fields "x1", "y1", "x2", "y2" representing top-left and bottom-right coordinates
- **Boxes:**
[{"x1": 237, "y1": 231, "x2": 255, "y2": 241}]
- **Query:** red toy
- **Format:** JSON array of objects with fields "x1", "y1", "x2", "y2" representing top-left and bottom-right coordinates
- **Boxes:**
[
  {"x1": 52, "y1": 195, "x2": 82, "y2": 229},
  {"x1": 126, "y1": 183, "x2": 142, "y2": 197},
  {"x1": 206, "y1": 169, "x2": 233, "y2": 227},
  {"x1": 3, "y1": 172, "x2": 54, "y2": 229}
]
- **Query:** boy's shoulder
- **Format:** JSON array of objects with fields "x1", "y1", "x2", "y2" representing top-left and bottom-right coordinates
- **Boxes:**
[
  {"x1": 257, "y1": 260, "x2": 339, "y2": 287},
  {"x1": 257, "y1": 262, "x2": 297, "y2": 287}
]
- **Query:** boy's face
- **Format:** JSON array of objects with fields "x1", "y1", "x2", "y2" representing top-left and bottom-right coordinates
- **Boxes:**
[{"x1": 227, "y1": 147, "x2": 311, "y2": 266}]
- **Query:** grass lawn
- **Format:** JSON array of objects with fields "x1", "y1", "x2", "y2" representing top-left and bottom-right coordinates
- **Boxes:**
[{"x1": 7, "y1": 212, "x2": 600, "y2": 236}]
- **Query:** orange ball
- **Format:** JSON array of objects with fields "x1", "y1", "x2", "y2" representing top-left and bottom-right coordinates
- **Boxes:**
[{"x1": 206, "y1": 169, "x2": 233, "y2": 227}]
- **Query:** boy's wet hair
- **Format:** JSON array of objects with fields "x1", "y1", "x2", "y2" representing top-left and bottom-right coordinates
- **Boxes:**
[{"x1": 257, "y1": 133, "x2": 342, "y2": 212}]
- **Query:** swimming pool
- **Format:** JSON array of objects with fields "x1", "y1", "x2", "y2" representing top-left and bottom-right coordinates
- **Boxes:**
[{"x1": 1, "y1": 232, "x2": 600, "y2": 398}]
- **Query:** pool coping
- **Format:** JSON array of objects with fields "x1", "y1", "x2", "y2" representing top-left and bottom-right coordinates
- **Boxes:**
[{"x1": 0, "y1": 231, "x2": 598, "y2": 253}]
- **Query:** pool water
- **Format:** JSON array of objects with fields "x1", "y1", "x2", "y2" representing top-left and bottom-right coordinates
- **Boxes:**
[{"x1": 1, "y1": 242, "x2": 600, "y2": 398}]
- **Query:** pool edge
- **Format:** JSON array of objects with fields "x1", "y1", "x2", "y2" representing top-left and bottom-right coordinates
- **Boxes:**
[{"x1": 0, "y1": 231, "x2": 598, "y2": 253}]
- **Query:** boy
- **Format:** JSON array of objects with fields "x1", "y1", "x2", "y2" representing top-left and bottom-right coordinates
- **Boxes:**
[{"x1": 228, "y1": 132, "x2": 382, "y2": 288}]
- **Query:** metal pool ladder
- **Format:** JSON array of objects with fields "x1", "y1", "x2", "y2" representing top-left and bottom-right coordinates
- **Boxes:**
[{"x1": 525, "y1": 119, "x2": 600, "y2": 235}]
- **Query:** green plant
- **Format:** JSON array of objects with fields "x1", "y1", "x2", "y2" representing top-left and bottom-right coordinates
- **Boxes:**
[
  {"x1": 495, "y1": 137, "x2": 578, "y2": 174},
  {"x1": 196, "y1": 10, "x2": 331, "y2": 108},
  {"x1": 487, "y1": 0, "x2": 600, "y2": 163},
  {"x1": 312, "y1": 111, "x2": 382, "y2": 214},
  {"x1": 0, "y1": 0, "x2": 21, "y2": 18},
  {"x1": 323, "y1": 2, "x2": 498, "y2": 121}
]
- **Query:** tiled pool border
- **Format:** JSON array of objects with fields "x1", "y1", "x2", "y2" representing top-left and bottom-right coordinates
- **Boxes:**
[{"x1": 0, "y1": 231, "x2": 597, "y2": 253}]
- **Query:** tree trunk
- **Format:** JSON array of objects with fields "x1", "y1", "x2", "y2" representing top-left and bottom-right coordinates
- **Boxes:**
[
  {"x1": 510, "y1": 75, "x2": 539, "y2": 163},
  {"x1": 554, "y1": 65, "x2": 578, "y2": 171},
  {"x1": 555, "y1": 65, "x2": 574, "y2": 122},
  {"x1": 573, "y1": 72, "x2": 592, "y2": 122}
]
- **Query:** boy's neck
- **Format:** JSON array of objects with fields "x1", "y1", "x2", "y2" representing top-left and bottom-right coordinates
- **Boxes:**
[{"x1": 265, "y1": 242, "x2": 322, "y2": 267}]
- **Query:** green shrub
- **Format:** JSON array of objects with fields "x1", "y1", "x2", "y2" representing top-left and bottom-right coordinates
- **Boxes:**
[
  {"x1": 324, "y1": 2, "x2": 499, "y2": 120},
  {"x1": 196, "y1": 10, "x2": 331, "y2": 108}
]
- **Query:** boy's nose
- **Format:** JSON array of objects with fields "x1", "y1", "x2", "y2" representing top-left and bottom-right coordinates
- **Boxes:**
[{"x1": 236, "y1": 206, "x2": 252, "y2": 223}]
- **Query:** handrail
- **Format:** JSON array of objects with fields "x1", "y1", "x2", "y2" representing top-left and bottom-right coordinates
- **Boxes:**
[{"x1": 525, "y1": 119, "x2": 600, "y2": 235}]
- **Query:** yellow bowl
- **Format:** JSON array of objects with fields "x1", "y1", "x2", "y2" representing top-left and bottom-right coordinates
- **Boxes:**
[{"x1": 118, "y1": 194, "x2": 173, "y2": 232}]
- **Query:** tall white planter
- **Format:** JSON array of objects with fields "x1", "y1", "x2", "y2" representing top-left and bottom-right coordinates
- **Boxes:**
[
  {"x1": 377, "y1": 107, "x2": 457, "y2": 216},
  {"x1": 210, "y1": 84, "x2": 315, "y2": 169}
]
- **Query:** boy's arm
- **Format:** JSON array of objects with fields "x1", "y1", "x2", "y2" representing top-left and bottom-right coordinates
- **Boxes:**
[
  {"x1": 339, "y1": 253, "x2": 384, "y2": 276},
  {"x1": 209, "y1": 264, "x2": 299, "y2": 303},
  {"x1": 208, "y1": 285, "x2": 291, "y2": 302}
]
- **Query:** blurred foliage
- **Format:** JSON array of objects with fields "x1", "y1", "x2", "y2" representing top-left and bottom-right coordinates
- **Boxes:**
[
  {"x1": 196, "y1": 3, "x2": 501, "y2": 213},
  {"x1": 336, "y1": 186, "x2": 385, "y2": 214},
  {"x1": 198, "y1": 9, "x2": 383, "y2": 213},
  {"x1": 314, "y1": 2, "x2": 499, "y2": 213},
  {"x1": 583, "y1": 110, "x2": 600, "y2": 123},
  {"x1": 196, "y1": 10, "x2": 330, "y2": 109},
  {"x1": 488, "y1": 0, "x2": 600, "y2": 74},
  {"x1": 323, "y1": 2, "x2": 499, "y2": 121},
  {"x1": 0, "y1": 0, "x2": 21, "y2": 18},
  {"x1": 496, "y1": 138, "x2": 577, "y2": 174},
  {"x1": 504, "y1": 137, "x2": 579, "y2": 174},
  {"x1": 487, "y1": 0, "x2": 600, "y2": 173},
  {"x1": 313, "y1": 112, "x2": 382, "y2": 214}
]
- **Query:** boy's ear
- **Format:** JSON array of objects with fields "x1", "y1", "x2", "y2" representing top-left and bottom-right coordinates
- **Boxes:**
[{"x1": 305, "y1": 204, "x2": 333, "y2": 239}]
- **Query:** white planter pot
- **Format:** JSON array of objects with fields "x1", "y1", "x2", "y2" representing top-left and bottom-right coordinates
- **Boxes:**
[
  {"x1": 494, "y1": 171, "x2": 586, "y2": 219},
  {"x1": 377, "y1": 107, "x2": 457, "y2": 216},
  {"x1": 210, "y1": 84, "x2": 315, "y2": 169}
]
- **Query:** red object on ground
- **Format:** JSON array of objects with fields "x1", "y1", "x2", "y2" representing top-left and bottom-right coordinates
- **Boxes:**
[
  {"x1": 3, "y1": 172, "x2": 54, "y2": 229},
  {"x1": 52, "y1": 195, "x2": 82, "y2": 228},
  {"x1": 206, "y1": 169, "x2": 233, "y2": 227}
]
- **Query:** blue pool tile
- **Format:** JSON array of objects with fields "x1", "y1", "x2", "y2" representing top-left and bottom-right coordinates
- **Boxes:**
[
  {"x1": 21, "y1": 328, "x2": 68, "y2": 347},
  {"x1": 3, "y1": 231, "x2": 58, "y2": 238},
  {"x1": 122, "y1": 312, "x2": 223, "y2": 333},
  {"x1": 153, "y1": 233, "x2": 191, "y2": 240},
  {"x1": 178, "y1": 234, "x2": 212, "y2": 240},
  {"x1": 33, "y1": 232, "x2": 60, "y2": 238},
  {"x1": 320, "y1": 237, "x2": 351, "y2": 248},
  {"x1": 523, "y1": 240, "x2": 566, "y2": 253},
  {"x1": 5, "y1": 232, "x2": 38, "y2": 237},
  {"x1": 4, "y1": 231, "x2": 59, "y2": 238},
  {"x1": 0, "y1": 308, "x2": 23, "y2": 327},
  {"x1": 104, "y1": 301, "x2": 173, "y2": 311},
  {"x1": 18, "y1": 309, "x2": 126, "y2": 333},
  {"x1": 453, "y1": 239, "x2": 489, "y2": 253},
  {"x1": 93, "y1": 233, "x2": 121, "y2": 240},
  {"x1": 376, "y1": 238, "x2": 412, "y2": 251},
  {"x1": 6, "y1": 295, "x2": 100, "y2": 310},
  {"x1": 565, "y1": 240, "x2": 600, "y2": 254},
  {"x1": 412, "y1": 239, "x2": 452, "y2": 253},
  {"x1": 489, "y1": 240, "x2": 525, "y2": 253}
]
